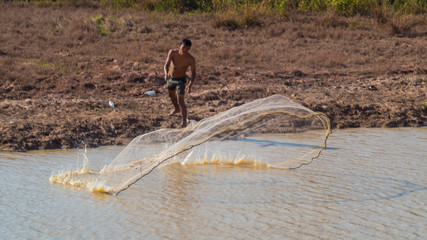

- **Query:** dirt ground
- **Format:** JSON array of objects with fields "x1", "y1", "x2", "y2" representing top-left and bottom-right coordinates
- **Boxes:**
[{"x1": 0, "y1": 5, "x2": 426, "y2": 151}]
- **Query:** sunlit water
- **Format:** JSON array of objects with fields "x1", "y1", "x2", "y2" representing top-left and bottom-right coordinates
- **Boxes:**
[{"x1": 0, "y1": 128, "x2": 426, "y2": 239}]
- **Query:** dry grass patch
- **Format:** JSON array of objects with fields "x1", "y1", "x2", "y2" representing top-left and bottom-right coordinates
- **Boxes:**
[
  {"x1": 315, "y1": 12, "x2": 349, "y2": 28},
  {"x1": 1, "y1": 4, "x2": 426, "y2": 98},
  {"x1": 212, "y1": 4, "x2": 263, "y2": 30}
]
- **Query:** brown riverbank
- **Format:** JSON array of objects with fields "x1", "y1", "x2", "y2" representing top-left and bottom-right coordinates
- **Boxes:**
[{"x1": 0, "y1": 4, "x2": 426, "y2": 151}]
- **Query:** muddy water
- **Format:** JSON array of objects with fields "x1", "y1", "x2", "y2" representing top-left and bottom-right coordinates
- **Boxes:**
[{"x1": 0, "y1": 128, "x2": 426, "y2": 239}]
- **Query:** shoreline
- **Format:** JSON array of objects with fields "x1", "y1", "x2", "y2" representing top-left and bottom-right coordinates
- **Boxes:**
[{"x1": 1, "y1": 73, "x2": 425, "y2": 152}]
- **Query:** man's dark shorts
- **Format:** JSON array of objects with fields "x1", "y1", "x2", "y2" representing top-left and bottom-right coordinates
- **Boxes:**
[{"x1": 166, "y1": 76, "x2": 187, "y2": 95}]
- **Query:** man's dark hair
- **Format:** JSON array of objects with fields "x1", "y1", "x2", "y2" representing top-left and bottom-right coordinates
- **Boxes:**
[{"x1": 181, "y1": 39, "x2": 192, "y2": 47}]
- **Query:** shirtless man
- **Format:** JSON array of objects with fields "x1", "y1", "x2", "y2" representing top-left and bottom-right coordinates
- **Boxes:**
[{"x1": 164, "y1": 39, "x2": 196, "y2": 128}]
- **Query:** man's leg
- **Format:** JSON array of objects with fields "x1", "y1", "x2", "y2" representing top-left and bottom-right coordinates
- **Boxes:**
[
  {"x1": 168, "y1": 89, "x2": 180, "y2": 115},
  {"x1": 177, "y1": 94, "x2": 187, "y2": 127}
]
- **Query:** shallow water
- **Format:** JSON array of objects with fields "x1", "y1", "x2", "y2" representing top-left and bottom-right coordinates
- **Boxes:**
[{"x1": 0, "y1": 128, "x2": 426, "y2": 239}]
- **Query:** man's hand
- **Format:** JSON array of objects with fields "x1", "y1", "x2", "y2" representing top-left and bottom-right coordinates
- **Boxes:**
[{"x1": 186, "y1": 86, "x2": 191, "y2": 95}]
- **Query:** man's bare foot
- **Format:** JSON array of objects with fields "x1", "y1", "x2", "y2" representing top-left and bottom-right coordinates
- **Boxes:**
[
  {"x1": 181, "y1": 119, "x2": 189, "y2": 128},
  {"x1": 169, "y1": 109, "x2": 180, "y2": 116}
]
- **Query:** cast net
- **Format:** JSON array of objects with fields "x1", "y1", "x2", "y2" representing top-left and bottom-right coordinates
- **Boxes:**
[{"x1": 50, "y1": 94, "x2": 331, "y2": 195}]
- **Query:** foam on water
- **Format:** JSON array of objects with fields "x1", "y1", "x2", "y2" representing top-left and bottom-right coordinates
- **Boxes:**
[
  {"x1": 180, "y1": 150, "x2": 272, "y2": 168},
  {"x1": 48, "y1": 153, "x2": 113, "y2": 193},
  {"x1": 49, "y1": 151, "x2": 274, "y2": 193}
]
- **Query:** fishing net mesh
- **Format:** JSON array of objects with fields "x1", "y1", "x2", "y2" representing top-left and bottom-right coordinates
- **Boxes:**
[{"x1": 50, "y1": 95, "x2": 331, "y2": 195}]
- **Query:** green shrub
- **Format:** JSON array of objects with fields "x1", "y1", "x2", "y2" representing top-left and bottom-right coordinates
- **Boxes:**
[
  {"x1": 270, "y1": 0, "x2": 425, "y2": 15},
  {"x1": 383, "y1": 0, "x2": 425, "y2": 13},
  {"x1": 8, "y1": 0, "x2": 427, "y2": 15},
  {"x1": 298, "y1": 0, "x2": 328, "y2": 11},
  {"x1": 329, "y1": 0, "x2": 376, "y2": 16}
]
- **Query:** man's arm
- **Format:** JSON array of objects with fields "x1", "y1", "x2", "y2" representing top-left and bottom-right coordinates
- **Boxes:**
[
  {"x1": 164, "y1": 50, "x2": 173, "y2": 82},
  {"x1": 186, "y1": 58, "x2": 196, "y2": 94}
]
